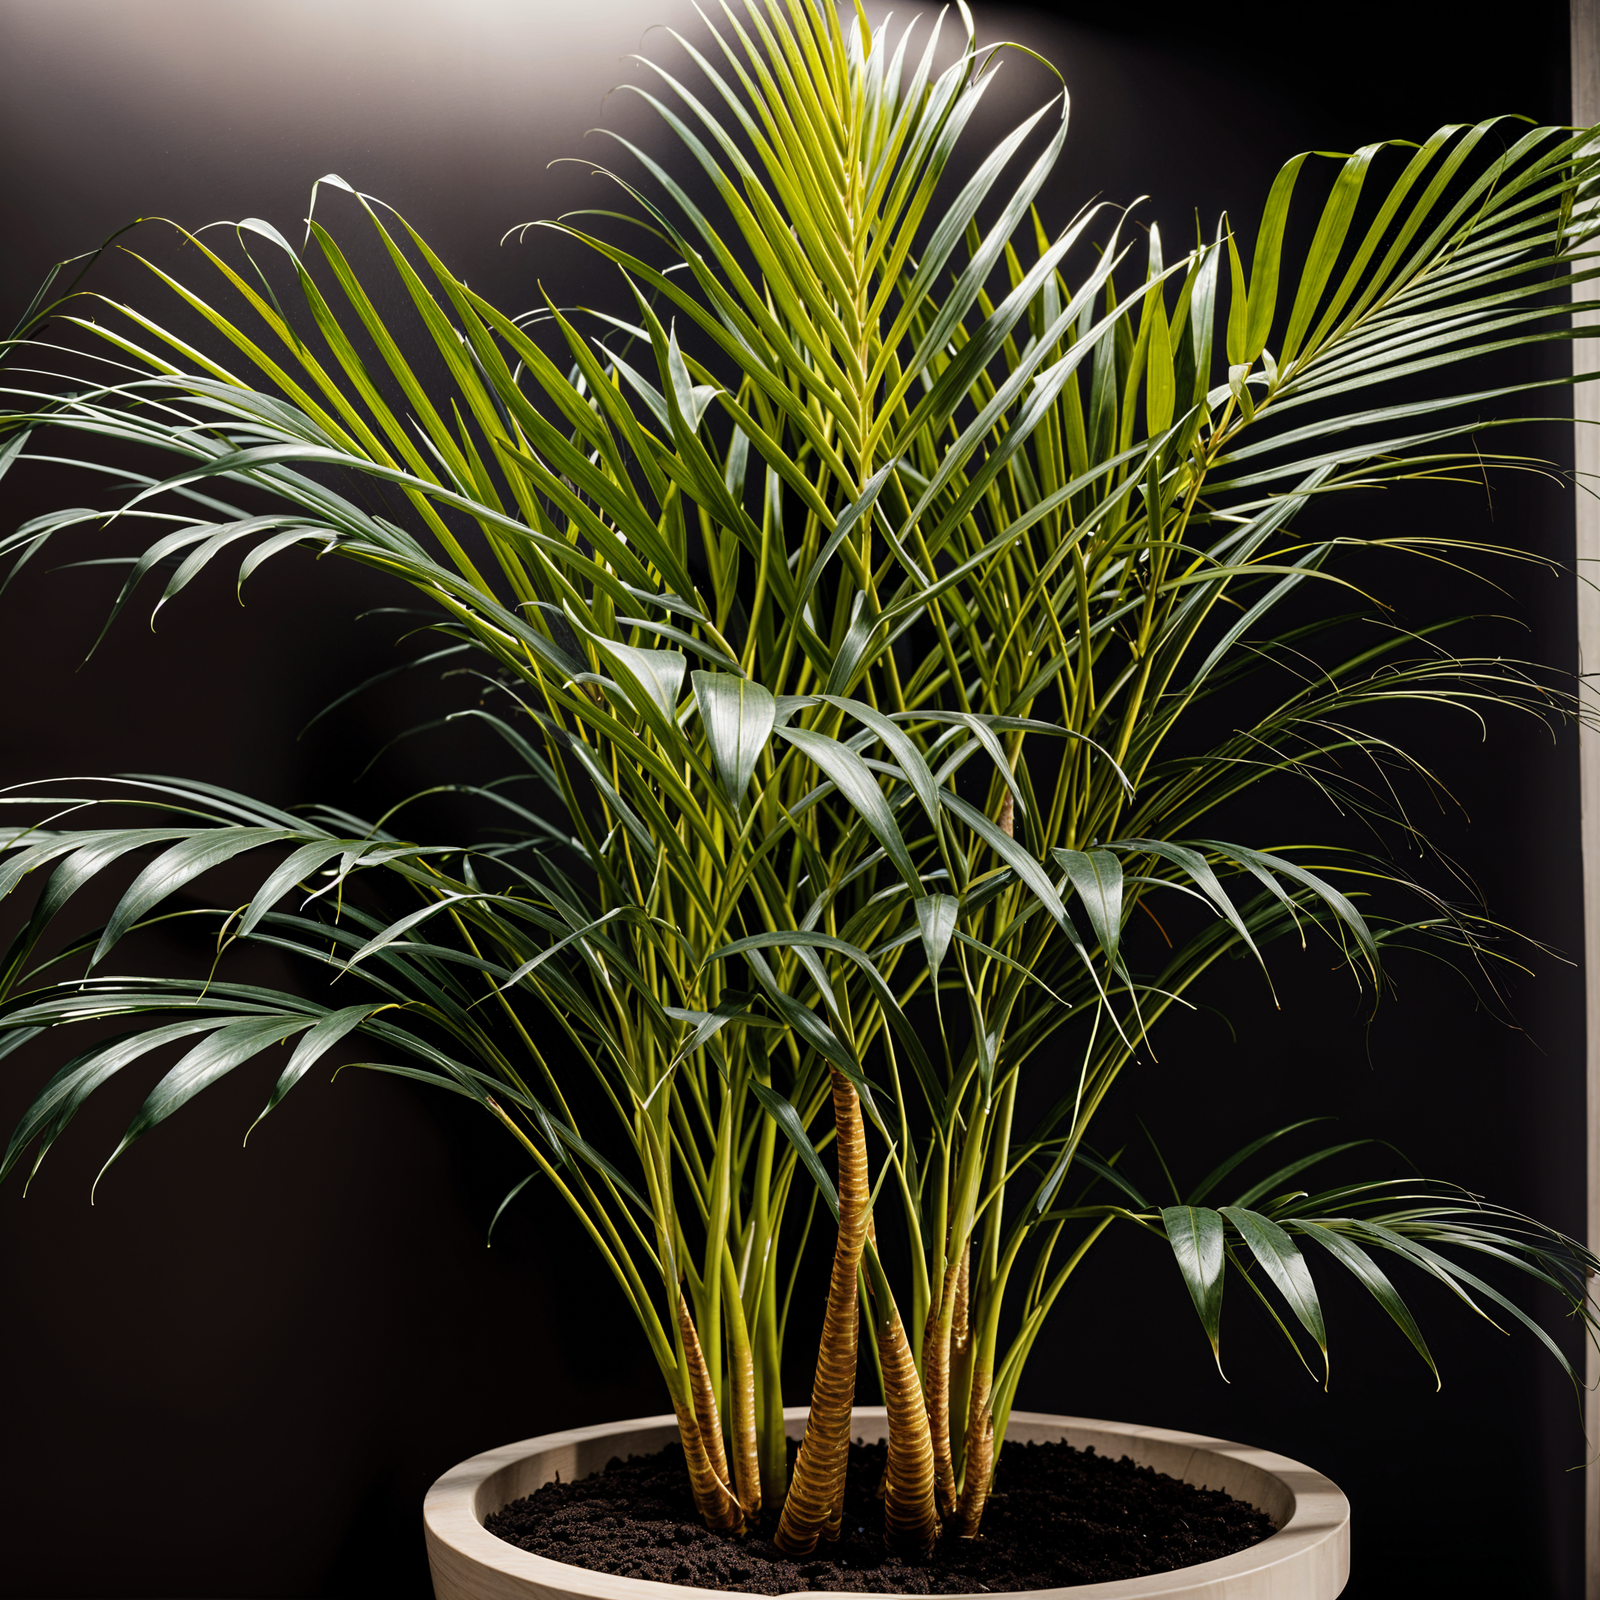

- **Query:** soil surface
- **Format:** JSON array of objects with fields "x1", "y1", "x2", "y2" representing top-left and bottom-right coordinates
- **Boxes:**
[{"x1": 485, "y1": 1436, "x2": 1277, "y2": 1592}]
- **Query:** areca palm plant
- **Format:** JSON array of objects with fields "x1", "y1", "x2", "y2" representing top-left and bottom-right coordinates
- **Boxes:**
[{"x1": 2, "y1": 0, "x2": 1598, "y2": 1562}]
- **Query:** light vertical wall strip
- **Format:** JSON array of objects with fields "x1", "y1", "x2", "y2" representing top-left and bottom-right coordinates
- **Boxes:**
[{"x1": 1577, "y1": 3, "x2": 1600, "y2": 1596}]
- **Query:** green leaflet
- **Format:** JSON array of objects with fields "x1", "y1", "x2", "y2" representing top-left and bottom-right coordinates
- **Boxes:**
[
  {"x1": 1242, "y1": 153, "x2": 1308, "y2": 364},
  {"x1": 1294, "y1": 1220, "x2": 1436, "y2": 1384},
  {"x1": 1219, "y1": 1205, "x2": 1328, "y2": 1382},
  {"x1": 239, "y1": 838, "x2": 366, "y2": 937},
  {"x1": 97, "y1": 1016, "x2": 321, "y2": 1191},
  {"x1": 795, "y1": 465, "x2": 894, "y2": 614},
  {"x1": 693, "y1": 671, "x2": 776, "y2": 811},
  {"x1": 254, "y1": 1004, "x2": 389, "y2": 1126},
  {"x1": 94, "y1": 828, "x2": 307, "y2": 964},
  {"x1": 1144, "y1": 289, "x2": 1175, "y2": 434},
  {"x1": 1111, "y1": 838, "x2": 1265, "y2": 980},
  {"x1": 914, "y1": 893, "x2": 959, "y2": 984},
  {"x1": 1052, "y1": 848, "x2": 1123, "y2": 967},
  {"x1": 2, "y1": 1016, "x2": 248, "y2": 1184},
  {"x1": 1160, "y1": 1205, "x2": 1227, "y2": 1375},
  {"x1": 1280, "y1": 143, "x2": 1386, "y2": 368},
  {"x1": 820, "y1": 694, "x2": 946, "y2": 838},
  {"x1": 940, "y1": 792, "x2": 1066, "y2": 928},
  {"x1": 1197, "y1": 841, "x2": 1380, "y2": 980},
  {"x1": 775, "y1": 722, "x2": 923, "y2": 894},
  {"x1": 487, "y1": 1171, "x2": 542, "y2": 1246},
  {"x1": 584, "y1": 634, "x2": 689, "y2": 742}
]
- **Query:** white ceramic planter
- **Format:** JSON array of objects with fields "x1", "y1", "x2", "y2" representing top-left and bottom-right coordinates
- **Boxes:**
[{"x1": 424, "y1": 1407, "x2": 1350, "y2": 1600}]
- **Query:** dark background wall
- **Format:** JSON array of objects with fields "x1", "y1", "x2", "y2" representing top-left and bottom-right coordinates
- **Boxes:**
[{"x1": 0, "y1": 2, "x2": 1583, "y2": 1597}]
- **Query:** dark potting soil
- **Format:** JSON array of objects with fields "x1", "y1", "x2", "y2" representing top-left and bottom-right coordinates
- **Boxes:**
[{"x1": 485, "y1": 1436, "x2": 1277, "y2": 1593}]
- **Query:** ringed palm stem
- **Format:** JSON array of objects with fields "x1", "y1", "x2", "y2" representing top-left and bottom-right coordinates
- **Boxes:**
[
  {"x1": 920, "y1": 1256, "x2": 962, "y2": 1520},
  {"x1": 953, "y1": 1366, "x2": 995, "y2": 1539},
  {"x1": 678, "y1": 1290, "x2": 739, "y2": 1528},
  {"x1": 719, "y1": 1247, "x2": 763, "y2": 1516},
  {"x1": 864, "y1": 1238, "x2": 940, "y2": 1557},
  {"x1": 774, "y1": 1067, "x2": 869, "y2": 1555},
  {"x1": 948, "y1": 1241, "x2": 974, "y2": 1485}
]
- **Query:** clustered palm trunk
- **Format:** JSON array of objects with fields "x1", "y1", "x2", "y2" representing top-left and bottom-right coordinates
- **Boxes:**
[
  {"x1": 3, "y1": 0, "x2": 1600, "y2": 1568},
  {"x1": 680, "y1": 1065, "x2": 969, "y2": 1553}
]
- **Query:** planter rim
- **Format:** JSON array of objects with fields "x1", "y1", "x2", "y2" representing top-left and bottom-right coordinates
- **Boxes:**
[{"x1": 424, "y1": 1407, "x2": 1350, "y2": 1600}]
